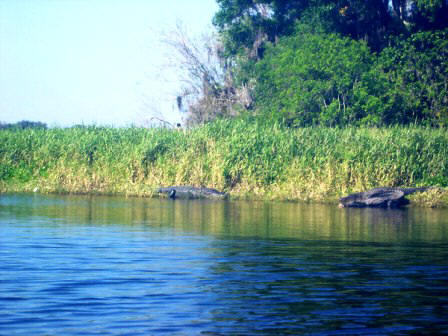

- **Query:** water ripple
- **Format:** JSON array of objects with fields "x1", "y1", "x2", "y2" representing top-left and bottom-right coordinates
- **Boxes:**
[{"x1": 1, "y1": 194, "x2": 448, "y2": 335}]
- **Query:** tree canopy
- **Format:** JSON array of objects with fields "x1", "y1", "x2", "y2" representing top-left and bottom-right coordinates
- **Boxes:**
[
  {"x1": 254, "y1": 26, "x2": 448, "y2": 126},
  {"x1": 213, "y1": 0, "x2": 448, "y2": 53},
  {"x1": 175, "y1": 0, "x2": 448, "y2": 126}
]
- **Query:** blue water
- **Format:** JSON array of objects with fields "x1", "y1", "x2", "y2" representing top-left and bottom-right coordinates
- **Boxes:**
[{"x1": 1, "y1": 194, "x2": 448, "y2": 335}]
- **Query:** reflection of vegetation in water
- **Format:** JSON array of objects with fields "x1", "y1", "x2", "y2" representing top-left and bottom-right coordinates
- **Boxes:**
[
  {"x1": 1, "y1": 122, "x2": 447, "y2": 205},
  {"x1": 12, "y1": 195, "x2": 448, "y2": 243},
  {"x1": 3, "y1": 194, "x2": 447, "y2": 335}
]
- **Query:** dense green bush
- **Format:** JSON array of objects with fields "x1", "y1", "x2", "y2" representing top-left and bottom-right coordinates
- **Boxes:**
[
  {"x1": 251, "y1": 25, "x2": 448, "y2": 127},
  {"x1": 378, "y1": 29, "x2": 448, "y2": 126},
  {"x1": 254, "y1": 26, "x2": 379, "y2": 126}
]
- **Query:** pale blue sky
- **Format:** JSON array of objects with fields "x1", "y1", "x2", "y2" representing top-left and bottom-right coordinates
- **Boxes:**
[{"x1": 0, "y1": 0, "x2": 218, "y2": 127}]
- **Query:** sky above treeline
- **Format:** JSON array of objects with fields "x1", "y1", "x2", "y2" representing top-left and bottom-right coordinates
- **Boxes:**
[{"x1": 0, "y1": 0, "x2": 218, "y2": 127}]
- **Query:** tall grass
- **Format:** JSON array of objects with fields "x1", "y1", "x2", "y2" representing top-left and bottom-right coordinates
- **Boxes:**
[{"x1": 1, "y1": 120, "x2": 447, "y2": 204}]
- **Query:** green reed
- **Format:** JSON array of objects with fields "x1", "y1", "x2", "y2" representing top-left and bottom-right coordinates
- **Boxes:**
[{"x1": 1, "y1": 120, "x2": 447, "y2": 205}]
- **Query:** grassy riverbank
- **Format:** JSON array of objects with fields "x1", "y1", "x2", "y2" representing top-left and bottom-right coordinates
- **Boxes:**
[{"x1": 1, "y1": 119, "x2": 447, "y2": 206}]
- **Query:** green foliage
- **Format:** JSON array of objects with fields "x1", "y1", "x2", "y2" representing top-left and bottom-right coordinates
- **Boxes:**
[
  {"x1": 214, "y1": 0, "x2": 448, "y2": 55},
  {"x1": 412, "y1": 0, "x2": 448, "y2": 30},
  {"x1": 1, "y1": 122, "x2": 447, "y2": 205},
  {"x1": 199, "y1": 1, "x2": 448, "y2": 127},
  {"x1": 378, "y1": 29, "x2": 448, "y2": 126},
  {"x1": 213, "y1": 0, "x2": 306, "y2": 56},
  {"x1": 201, "y1": 0, "x2": 448, "y2": 127},
  {"x1": 254, "y1": 27, "x2": 381, "y2": 126},
  {"x1": 249, "y1": 24, "x2": 448, "y2": 127}
]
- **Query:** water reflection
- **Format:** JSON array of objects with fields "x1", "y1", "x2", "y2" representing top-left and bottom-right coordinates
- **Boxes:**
[
  {"x1": 1, "y1": 193, "x2": 448, "y2": 335},
  {"x1": 1, "y1": 193, "x2": 447, "y2": 242}
]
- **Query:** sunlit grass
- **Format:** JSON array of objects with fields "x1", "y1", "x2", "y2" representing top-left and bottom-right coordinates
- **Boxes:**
[{"x1": 1, "y1": 120, "x2": 447, "y2": 206}]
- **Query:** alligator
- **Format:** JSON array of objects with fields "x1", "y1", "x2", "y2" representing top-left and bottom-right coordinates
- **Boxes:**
[
  {"x1": 157, "y1": 186, "x2": 228, "y2": 200},
  {"x1": 339, "y1": 187, "x2": 431, "y2": 208}
]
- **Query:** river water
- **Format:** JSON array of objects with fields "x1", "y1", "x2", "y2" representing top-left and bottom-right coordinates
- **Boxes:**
[{"x1": 1, "y1": 193, "x2": 447, "y2": 335}]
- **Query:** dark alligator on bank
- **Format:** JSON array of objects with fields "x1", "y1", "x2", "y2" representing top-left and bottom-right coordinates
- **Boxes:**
[
  {"x1": 339, "y1": 187, "x2": 432, "y2": 208},
  {"x1": 157, "y1": 186, "x2": 228, "y2": 200}
]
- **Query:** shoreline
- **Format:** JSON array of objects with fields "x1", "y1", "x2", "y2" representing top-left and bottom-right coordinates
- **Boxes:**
[
  {"x1": 1, "y1": 187, "x2": 447, "y2": 208},
  {"x1": 1, "y1": 121, "x2": 447, "y2": 208}
]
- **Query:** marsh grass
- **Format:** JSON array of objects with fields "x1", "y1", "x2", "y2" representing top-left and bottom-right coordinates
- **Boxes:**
[{"x1": 1, "y1": 120, "x2": 447, "y2": 205}]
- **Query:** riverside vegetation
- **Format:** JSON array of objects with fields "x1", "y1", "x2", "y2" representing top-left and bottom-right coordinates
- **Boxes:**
[
  {"x1": 1, "y1": 119, "x2": 447, "y2": 207},
  {"x1": 134, "y1": 1, "x2": 447, "y2": 207},
  {"x1": 2, "y1": 2, "x2": 447, "y2": 206}
]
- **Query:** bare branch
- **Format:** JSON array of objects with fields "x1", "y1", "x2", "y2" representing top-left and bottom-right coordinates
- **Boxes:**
[{"x1": 160, "y1": 22, "x2": 253, "y2": 125}]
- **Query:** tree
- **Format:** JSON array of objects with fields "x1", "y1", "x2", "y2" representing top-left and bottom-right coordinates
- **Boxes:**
[
  {"x1": 213, "y1": 0, "x2": 308, "y2": 57},
  {"x1": 378, "y1": 29, "x2": 448, "y2": 125},
  {"x1": 0, "y1": 121, "x2": 47, "y2": 130},
  {"x1": 213, "y1": 0, "x2": 448, "y2": 56},
  {"x1": 162, "y1": 23, "x2": 252, "y2": 125},
  {"x1": 248, "y1": 23, "x2": 448, "y2": 127},
  {"x1": 254, "y1": 26, "x2": 380, "y2": 126},
  {"x1": 411, "y1": 0, "x2": 448, "y2": 30}
]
